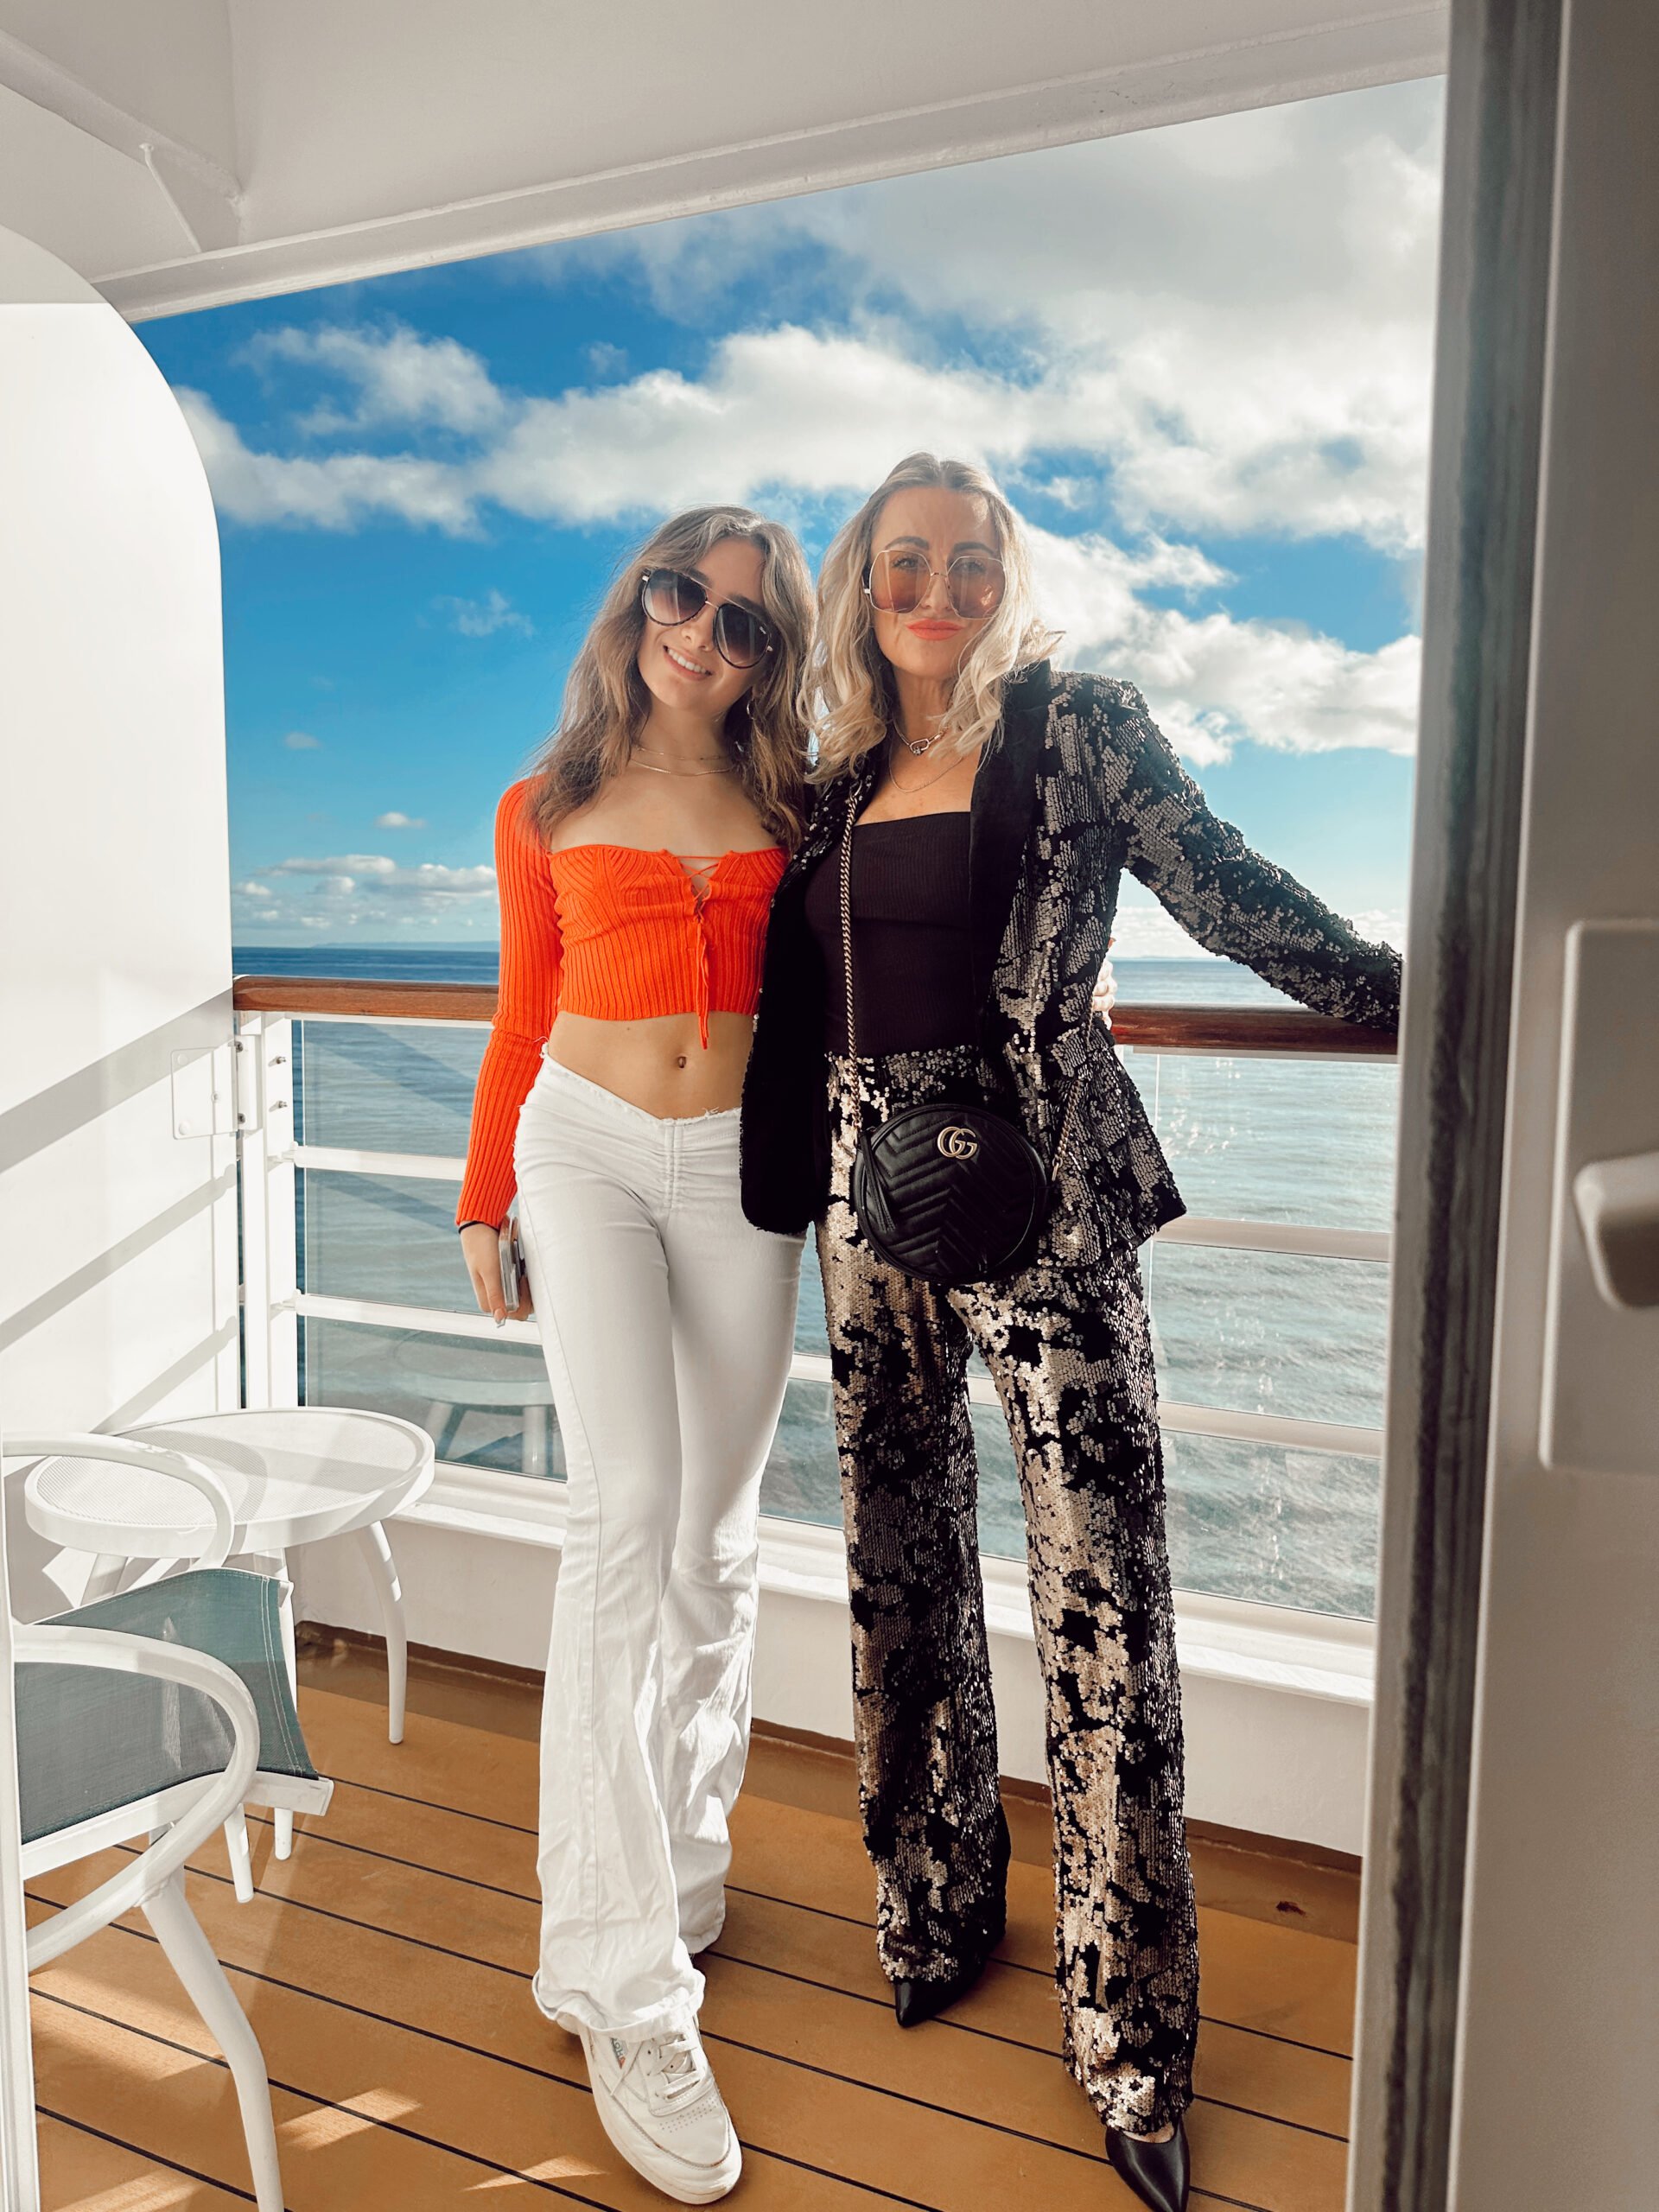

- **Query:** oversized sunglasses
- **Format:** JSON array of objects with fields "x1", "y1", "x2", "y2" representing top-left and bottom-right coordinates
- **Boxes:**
[
  {"x1": 864, "y1": 547, "x2": 1007, "y2": 620},
  {"x1": 639, "y1": 567, "x2": 773, "y2": 671}
]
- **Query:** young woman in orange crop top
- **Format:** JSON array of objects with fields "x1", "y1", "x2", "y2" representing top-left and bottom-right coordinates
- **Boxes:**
[{"x1": 454, "y1": 505, "x2": 813, "y2": 2203}]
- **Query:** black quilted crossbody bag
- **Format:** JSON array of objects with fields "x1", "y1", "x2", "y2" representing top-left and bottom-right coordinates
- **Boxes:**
[{"x1": 839, "y1": 805, "x2": 1083, "y2": 1287}]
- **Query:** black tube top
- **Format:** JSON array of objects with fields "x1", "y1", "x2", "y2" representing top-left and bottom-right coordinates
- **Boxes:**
[{"x1": 803, "y1": 814, "x2": 977, "y2": 1057}]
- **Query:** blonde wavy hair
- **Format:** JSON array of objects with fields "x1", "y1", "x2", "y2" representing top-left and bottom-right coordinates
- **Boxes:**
[
  {"x1": 810, "y1": 454, "x2": 1059, "y2": 784},
  {"x1": 527, "y1": 506, "x2": 815, "y2": 849}
]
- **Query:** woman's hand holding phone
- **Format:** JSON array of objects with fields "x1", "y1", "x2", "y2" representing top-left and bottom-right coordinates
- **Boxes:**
[{"x1": 460, "y1": 1219, "x2": 534, "y2": 1325}]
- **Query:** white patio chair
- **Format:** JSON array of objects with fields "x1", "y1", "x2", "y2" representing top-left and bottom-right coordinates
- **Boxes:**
[
  {"x1": 20, "y1": 1411, "x2": 433, "y2": 1890},
  {"x1": 8, "y1": 1430, "x2": 321, "y2": 1901},
  {"x1": 14, "y1": 1474, "x2": 332, "y2": 2210}
]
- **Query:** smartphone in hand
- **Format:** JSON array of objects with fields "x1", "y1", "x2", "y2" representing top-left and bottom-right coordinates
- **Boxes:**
[{"x1": 498, "y1": 1222, "x2": 524, "y2": 1315}]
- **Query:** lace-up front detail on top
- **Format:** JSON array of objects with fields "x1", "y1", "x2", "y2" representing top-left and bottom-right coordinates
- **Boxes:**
[
  {"x1": 456, "y1": 779, "x2": 786, "y2": 1227},
  {"x1": 547, "y1": 842, "x2": 784, "y2": 1050}
]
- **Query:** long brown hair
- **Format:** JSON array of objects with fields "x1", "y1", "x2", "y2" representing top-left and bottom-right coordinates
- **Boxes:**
[
  {"x1": 810, "y1": 453, "x2": 1058, "y2": 784},
  {"x1": 527, "y1": 506, "x2": 815, "y2": 849}
]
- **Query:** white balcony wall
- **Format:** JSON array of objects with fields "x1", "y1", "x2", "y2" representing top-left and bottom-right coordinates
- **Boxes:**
[
  {"x1": 0, "y1": 222, "x2": 237, "y2": 1611},
  {"x1": 294, "y1": 1496, "x2": 1375, "y2": 1853}
]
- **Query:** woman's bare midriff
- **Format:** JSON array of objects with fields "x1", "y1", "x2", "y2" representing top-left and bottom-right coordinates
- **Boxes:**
[{"x1": 544, "y1": 1007, "x2": 755, "y2": 1118}]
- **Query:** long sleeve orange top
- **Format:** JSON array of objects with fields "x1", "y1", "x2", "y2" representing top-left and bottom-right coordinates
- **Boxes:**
[{"x1": 456, "y1": 780, "x2": 786, "y2": 1227}]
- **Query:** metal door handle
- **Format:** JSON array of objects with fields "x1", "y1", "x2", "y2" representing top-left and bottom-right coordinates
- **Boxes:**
[{"x1": 1573, "y1": 1149, "x2": 1659, "y2": 1309}]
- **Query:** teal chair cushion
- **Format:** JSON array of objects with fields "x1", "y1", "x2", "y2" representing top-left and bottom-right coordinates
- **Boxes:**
[{"x1": 17, "y1": 1567, "x2": 319, "y2": 1846}]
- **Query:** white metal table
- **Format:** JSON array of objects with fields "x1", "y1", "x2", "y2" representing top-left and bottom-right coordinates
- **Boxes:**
[{"x1": 22, "y1": 1408, "x2": 433, "y2": 1889}]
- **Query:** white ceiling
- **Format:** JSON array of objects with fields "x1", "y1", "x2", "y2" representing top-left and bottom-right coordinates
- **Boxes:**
[{"x1": 0, "y1": 1, "x2": 1448, "y2": 321}]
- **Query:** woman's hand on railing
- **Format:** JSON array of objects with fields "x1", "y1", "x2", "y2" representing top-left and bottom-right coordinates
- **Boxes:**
[
  {"x1": 459, "y1": 1222, "x2": 533, "y2": 1325},
  {"x1": 1091, "y1": 937, "x2": 1117, "y2": 1028}
]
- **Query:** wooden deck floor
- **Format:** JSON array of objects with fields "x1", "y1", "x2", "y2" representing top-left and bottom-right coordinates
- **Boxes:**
[{"x1": 28, "y1": 1644, "x2": 1359, "y2": 2211}]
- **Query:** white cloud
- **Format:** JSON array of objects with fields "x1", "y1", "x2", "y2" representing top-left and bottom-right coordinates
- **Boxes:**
[
  {"x1": 181, "y1": 81, "x2": 1444, "y2": 557},
  {"x1": 558, "y1": 81, "x2": 1443, "y2": 552},
  {"x1": 272, "y1": 853, "x2": 395, "y2": 877},
  {"x1": 186, "y1": 303, "x2": 1430, "y2": 558},
  {"x1": 178, "y1": 390, "x2": 483, "y2": 534},
  {"x1": 181, "y1": 84, "x2": 1439, "y2": 789},
  {"x1": 374, "y1": 810, "x2": 427, "y2": 829},
  {"x1": 270, "y1": 853, "x2": 495, "y2": 902},
  {"x1": 195, "y1": 329, "x2": 1419, "y2": 767},
  {"x1": 283, "y1": 730, "x2": 321, "y2": 750},
  {"x1": 251, "y1": 321, "x2": 508, "y2": 437},
  {"x1": 239, "y1": 852, "x2": 497, "y2": 933},
  {"x1": 1107, "y1": 889, "x2": 1405, "y2": 962},
  {"x1": 1029, "y1": 525, "x2": 1420, "y2": 762},
  {"x1": 437, "y1": 588, "x2": 533, "y2": 637},
  {"x1": 1107, "y1": 895, "x2": 1234, "y2": 962}
]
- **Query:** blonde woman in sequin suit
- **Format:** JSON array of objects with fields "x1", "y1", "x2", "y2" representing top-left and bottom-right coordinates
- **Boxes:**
[{"x1": 740, "y1": 454, "x2": 1402, "y2": 2212}]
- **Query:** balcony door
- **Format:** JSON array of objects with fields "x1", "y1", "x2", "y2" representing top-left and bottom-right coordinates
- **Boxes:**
[{"x1": 1354, "y1": 1, "x2": 1659, "y2": 2204}]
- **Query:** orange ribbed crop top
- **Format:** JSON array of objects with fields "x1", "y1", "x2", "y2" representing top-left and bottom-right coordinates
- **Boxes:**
[{"x1": 456, "y1": 780, "x2": 786, "y2": 1226}]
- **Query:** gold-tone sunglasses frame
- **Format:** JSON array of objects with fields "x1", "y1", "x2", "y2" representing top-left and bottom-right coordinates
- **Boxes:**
[{"x1": 862, "y1": 550, "x2": 1007, "y2": 620}]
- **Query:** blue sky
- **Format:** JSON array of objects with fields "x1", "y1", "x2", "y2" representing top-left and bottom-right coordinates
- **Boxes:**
[{"x1": 136, "y1": 78, "x2": 1443, "y2": 954}]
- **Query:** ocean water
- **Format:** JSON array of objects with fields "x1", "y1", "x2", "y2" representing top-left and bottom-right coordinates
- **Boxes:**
[{"x1": 240, "y1": 945, "x2": 1397, "y2": 1621}]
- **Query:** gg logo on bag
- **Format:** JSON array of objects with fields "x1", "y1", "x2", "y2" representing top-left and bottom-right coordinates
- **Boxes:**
[{"x1": 937, "y1": 1125, "x2": 981, "y2": 1161}]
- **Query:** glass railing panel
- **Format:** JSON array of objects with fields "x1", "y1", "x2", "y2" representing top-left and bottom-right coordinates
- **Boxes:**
[
  {"x1": 303, "y1": 1318, "x2": 562, "y2": 1478},
  {"x1": 1163, "y1": 1431, "x2": 1380, "y2": 1618},
  {"x1": 300, "y1": 1170, "x2": 471, "y2": 1313},
  {"x1": 296, "y1": 1019, "x2": 485, "y2": 1154},
  {"x1": 761, "y1": 1373, "x2": 839, "y2": 1526},
  {"x1": 273, "y1": 1002, "x2": 1391, "y2": 1621},
  {"x1": 1123, "y1": 1048, "x2": 1397, "y2": 1231},
  {"x1": 794, "y1": 1237, "x2": 829, "y2": 1357},
  {"x1": 1141, "y1": 1243, "x2": 1389, "y2": 1430}
]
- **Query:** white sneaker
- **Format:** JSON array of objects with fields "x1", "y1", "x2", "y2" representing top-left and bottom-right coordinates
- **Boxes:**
[{"x1": 578, "y1": 2017, "x2": 741, "y2": 2204}]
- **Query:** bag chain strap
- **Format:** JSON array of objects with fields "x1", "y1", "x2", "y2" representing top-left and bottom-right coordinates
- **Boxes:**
[
  {"x1": 837, "y1": 798, "x2": 1087, "y2": 1176},
  {"x1": 838, "y1": 804, "x2": 861, "y2": 1134}
]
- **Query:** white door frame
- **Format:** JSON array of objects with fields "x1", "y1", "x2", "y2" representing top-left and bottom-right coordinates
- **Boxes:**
[
  {"x1": 1355, "y1": 0, "x2": 1659, "y2": 2205},
  {"x1": 1351, "y1": 0, "x2": 1564, "y2": 2199}
]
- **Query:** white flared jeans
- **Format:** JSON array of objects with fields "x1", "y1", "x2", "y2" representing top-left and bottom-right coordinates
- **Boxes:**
[{"x1": 512, "y1": 1057, "x2": 803, "y2": 2037}]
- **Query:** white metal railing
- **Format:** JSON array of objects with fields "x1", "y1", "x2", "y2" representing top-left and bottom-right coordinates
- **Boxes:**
[{"x1": 233, "y1": 1003, "x2": 1390, "y2": 1481}]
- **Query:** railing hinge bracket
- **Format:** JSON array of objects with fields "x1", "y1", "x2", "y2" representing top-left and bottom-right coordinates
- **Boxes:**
[{"x1": 232, "y1": 1034, "x2": 263, "y2": 1132}]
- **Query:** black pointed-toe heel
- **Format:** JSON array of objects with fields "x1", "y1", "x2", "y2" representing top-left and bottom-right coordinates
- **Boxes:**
[
  {"x1": 893, "y1": 1961, "x2": 985, "y2": 2026},
  {"x1": 1104, "y1": 2114, "x2": 1190, "y2": 2212},
  {"x1": 892, "y1": 1803, "x2": 1012, "y2": 2029}
]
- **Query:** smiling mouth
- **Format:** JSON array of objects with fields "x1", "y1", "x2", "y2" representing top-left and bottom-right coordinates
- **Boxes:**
[{"x1": 664, "y1": 643, "x2": 711, "y2": 677}]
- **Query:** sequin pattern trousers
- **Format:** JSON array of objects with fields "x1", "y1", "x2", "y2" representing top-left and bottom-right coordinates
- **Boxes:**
[{"x1": 818, "y1": 1045, "x2": 1200, "y2": 2133}]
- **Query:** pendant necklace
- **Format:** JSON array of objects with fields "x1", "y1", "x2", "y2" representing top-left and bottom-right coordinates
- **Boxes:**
[
  {"x1": 893, "y1": 716, "x2": 947, "y2": 758},
  {"x1": 886, "y1": 736, "x2": 975, "y2": 796}
]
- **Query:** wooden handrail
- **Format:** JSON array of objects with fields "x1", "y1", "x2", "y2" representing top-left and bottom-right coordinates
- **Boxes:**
[{"x1": 232, "y1": 975, "x2": 1398, "y2": 1057}]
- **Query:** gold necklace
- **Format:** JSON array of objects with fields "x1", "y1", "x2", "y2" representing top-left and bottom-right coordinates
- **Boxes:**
[
  {"x1": 886, "y1": 737, "x2": 976, "y2": 795},
  {"x1": 634, "y1": 741, "x2": 729, "y2": 766},
  {"x1": 628, "y1": 747, "x2": 734, "y2": 779}
]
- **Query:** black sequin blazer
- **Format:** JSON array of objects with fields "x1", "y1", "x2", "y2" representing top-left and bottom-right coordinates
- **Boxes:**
[{"x1": 739, "y1": 661, "x2": 1402, "y2": 1264}]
